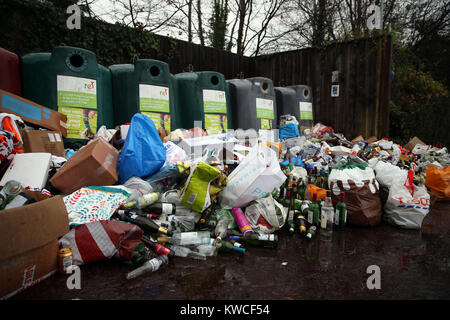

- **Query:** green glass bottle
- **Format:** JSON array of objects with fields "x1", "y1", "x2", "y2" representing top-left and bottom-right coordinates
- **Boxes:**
[
  {"x1": 297, "y1": 178, "x2": 307, "y2": 200},
  {"x1": 218, "y1": 240, "x2": 245, "y2": 254},
  {"x1": 334, "y1": 192, "x2": 347, "y2": 231},
  {"x1": 305, "y1": 225, "x2": 317, "y2": 240},
  {"x1": 287, "y1": 177, "x2": 297, "y2": 234},
  {"x1": 307, "y1": 193, "x2": 320, "y2": 226},
  {"x1": 229, "y1": 234, "x2": 278, "y2": 249}
]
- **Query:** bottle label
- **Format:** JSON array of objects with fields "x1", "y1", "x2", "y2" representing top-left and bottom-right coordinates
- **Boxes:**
[
  {"x1": 334, "y1": 210, "x2": 339, "y2": 225},
  {"x1": 148, "y1": 258, "x2": 162, "y2": 271},
  {"x1": 180, "y1": 232, "x2": 198, "y2": 244},
  {"x1": 258, "y1": 234, "x2": 275, "y2": 241},
  {"x1": 162, "y1": 203, "x2": 173, "y2": 215},
  {"x1": 320, "y1": 212, "x2": 327, "y2": 229},
  {"x1": 307, "y1": 210, "x2": 313, "y2": 224},
  {"x1": 155, "y1": 244, "x2": 170, "y2": 256}
]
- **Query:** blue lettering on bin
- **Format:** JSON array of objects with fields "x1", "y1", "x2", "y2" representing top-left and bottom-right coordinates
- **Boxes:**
[{"x1": 2, "y1": 94, "x2": 41, "y2": 121}]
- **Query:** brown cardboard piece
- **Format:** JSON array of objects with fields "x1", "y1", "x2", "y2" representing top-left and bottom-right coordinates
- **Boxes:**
[
  {"x1": 21, "y1": 129, "x2": 65, "y2": 157},
  {"x1": 365, "y1": 136, "x2": 378, "y2": 144},
  {"x1": 351, "y1": 135, "x2": 364, "y2": 144},
  {"x1": 50, "y1": 138, "x2": 119, "y2": 194},
  {"x1": 404, "y1": 136, "x2": 426, "y2": 152},
  {"x1": 0, "y1": 89, "x2": 67, "y2": 137},
  {"x1": 0, "y1": 196, "x2": 69, "y2": 299}
]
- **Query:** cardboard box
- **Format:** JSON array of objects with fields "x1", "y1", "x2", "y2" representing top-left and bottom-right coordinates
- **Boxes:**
[
  {"x1": 50, "y1": 138, "x2": 119, "y2": 194},
  {"x1": 21, "y1": 129, "x2": 65, "y2": 157},
  {"x1": 404, "y1": 136, "x2": 426, "y2": 152},
  {"x1": 0, "y1": 89, "x2": 67, "y2": 137},
  {"x1": 0, "y1": 196, "x2": 69, "y2": 299}
]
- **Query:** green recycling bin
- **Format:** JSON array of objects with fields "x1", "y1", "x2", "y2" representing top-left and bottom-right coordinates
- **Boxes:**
[
  {"x1": 174, "y1": 71, "x2": 233, "y2": 134},
  {"x1": 21, "y1": 46, "x2": 113, "y2": 139},
  {"x1": 109, "y1": 59, "x2": 177, "y2": 135}
]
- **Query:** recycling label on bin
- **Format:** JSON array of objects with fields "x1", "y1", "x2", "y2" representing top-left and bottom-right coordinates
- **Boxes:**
[
  {"x1": 57, "y1": 75, "x2": 97, "y2": 139},
  {"x1": 256, "y1": 98, "x2": 274, "y2": 119},
  {"x1": 299, "y1": 102, "x2": 313, "y2": 120},
  {"x1": 205, "y1": 114, "x2": 227, "y2": 135},
  {"x1": 203, "y1": 90, "x2": 227, "y2": 114},
  {"x1": 58, "y1": 106, "x2": 97, "y2": 139},
  {"x1": 142, "y1": 112, "x2": 171, "y2": 135},
  {"x1": 57, "y1": 75, "x2": 97, "y2": 109},
  {"x1": 139, "y1": 84, "x2": 170, "y2": 113}
]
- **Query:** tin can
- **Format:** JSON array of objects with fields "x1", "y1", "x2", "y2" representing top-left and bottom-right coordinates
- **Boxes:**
[{"x1": 58, "y1": 248, "x2": 73, "y2": 274}]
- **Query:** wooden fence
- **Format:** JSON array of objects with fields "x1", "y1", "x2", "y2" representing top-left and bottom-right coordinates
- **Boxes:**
[{"x1": 162, "y1": 34, "x2": 393, "y2": 139}]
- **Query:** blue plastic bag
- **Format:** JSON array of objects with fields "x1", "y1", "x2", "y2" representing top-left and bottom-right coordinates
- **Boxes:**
[
  {"x1": 279, "y1": 123, "x2": 300, "y2": 140},
  {"x1": 117, "y1": 114, "x2": 166, "y2": 184},
  {"x1": 280, "y1": 156, "x2": 305, "y2": 168}
]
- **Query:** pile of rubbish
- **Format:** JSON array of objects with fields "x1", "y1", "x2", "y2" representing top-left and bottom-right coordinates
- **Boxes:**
[{"x1": 0, "y1": 107, "x2": 449, "y2": 299}]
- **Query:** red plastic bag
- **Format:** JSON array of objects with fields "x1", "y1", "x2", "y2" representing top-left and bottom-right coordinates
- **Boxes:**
[{"x1": 59, "y1": 220, "x2": 143, "y2": 266}]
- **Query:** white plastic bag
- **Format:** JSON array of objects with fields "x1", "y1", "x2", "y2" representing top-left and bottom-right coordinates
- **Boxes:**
[
  {"x1": 163, "y1": 141, "x2": 187, "y2": 167},
  {"x1": 244, "y1": 195, "x2": 287, "y2": 234},
  {"x1": 219, "y1": 144, "x2": 286, "y2": 209},
  {"x1": 374, "y1": 161, "x2": 408, "y2": 189},
  {"x1": 384, "y1": 170, "x2": 430, "y2": 229}
]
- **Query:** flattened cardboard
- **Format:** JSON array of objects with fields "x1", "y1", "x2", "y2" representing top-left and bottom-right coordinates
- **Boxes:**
[
  {"x1": 21, "y1": 129, "x2": 65, "y2": 157},
  {"x1": 0, "y1": 195, "x2": 69, "y2": 299},
  {"x1": 50, "y1": 138, "x2": 119, "y2": 194},
  {"x1": 0, "y1": 89, "x2": 67, "y2": 137},
  {"x1": 404, "y1": 136, "x2": 426, "y2": 152}
]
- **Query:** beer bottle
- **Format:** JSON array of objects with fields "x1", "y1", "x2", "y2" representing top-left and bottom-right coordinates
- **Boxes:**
[
  {"x1": 126, "y1": 255, "x2": 169, "y2": 280},
  {"x1": 229, "y1": 234, "x2": 278, "y2": 249},
  {"x1": 118, "y1": 210, "x2": 171, "y2": 236},
  {"x1": 218, "y1": 240, "x2": 245, "y2": 254},
  {"x1": 141, "y1": 236, "x2": 175, "y2": 258},
  {"x1": 305, "y1": 225, "x2": 317, "y2": 240},
  {"x1": 295, "y1": 212, "x2": 307, "y2": 234},
  {"x1": 334, "y1": 192, "x2": 347, "y2": 231},
  {"x1": 287, "y1": 176, "x2": 297, "y2": 234}
]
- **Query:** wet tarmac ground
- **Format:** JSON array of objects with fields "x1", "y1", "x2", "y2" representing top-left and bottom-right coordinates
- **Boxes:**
[{"x1": 12, "y1": 201, "x2": 450, "y2": 300}]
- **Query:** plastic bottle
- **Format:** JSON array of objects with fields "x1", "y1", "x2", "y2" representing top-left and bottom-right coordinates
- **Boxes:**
[
  {"x1": 231, "y1": 207, "x2": 254, "y2": 237},
  {"x1": 126, "y1": 255, "x2": 169, "y2": 280},
  {"x1": 166, "y1": 214, "x2": 197, "y2": 233},
  {"x1": 0, "y1": 180, "x2": 23, "y2": 210}
]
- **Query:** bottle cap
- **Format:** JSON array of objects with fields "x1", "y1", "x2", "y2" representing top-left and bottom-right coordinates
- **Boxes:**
[{"x1": 229, "y1": 235, "x2": 240, "y2": 241}]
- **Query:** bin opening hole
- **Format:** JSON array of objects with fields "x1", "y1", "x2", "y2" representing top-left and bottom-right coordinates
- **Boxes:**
[
  {"x1": 211, "y1": 75, "x2": 219, "y2": 85},
  {"x1": 303, "y1": 88, "x2": 310, "y2": 99},
  {"x1": 262, "y1": 82, "x2": 269, "y2": 91},
  {"x1": 150, "y1": 66, "x2": 160, "y2": 77},
  {"x1": 69, "y1": 54, "x2": 84, "y2": 68}
]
